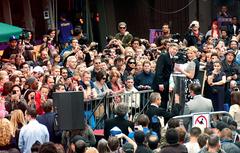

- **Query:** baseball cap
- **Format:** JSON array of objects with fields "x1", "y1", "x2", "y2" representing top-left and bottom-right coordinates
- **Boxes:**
[
  {"x1": 33, "y1": 66, "x2": 44, "y2": 74},
  {"x1": 225, "y1": 49, "x2": 236, "y2": 57},
  {"x1": 9, "y1": 35, "x2": 18, "y2": 41},
  {"x1": 110, "y1": 126, "x2": 122, "y2": 136}
]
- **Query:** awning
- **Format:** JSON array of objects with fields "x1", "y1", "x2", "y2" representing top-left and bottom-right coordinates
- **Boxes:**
[{"x1": 0, "y1": 22, "x2": 23, "y2": 42}]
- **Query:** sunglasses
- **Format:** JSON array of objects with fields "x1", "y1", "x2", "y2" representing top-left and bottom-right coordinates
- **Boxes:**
[
  {"x1": 102, "y1": 77, "x2": 107, "y2": 80},
  {"x1": 119, "y1": 27, "x2": 126, "y2": 29},
  {"x1": 129, "y1": 61, "x2": 136, "y2": 64}
]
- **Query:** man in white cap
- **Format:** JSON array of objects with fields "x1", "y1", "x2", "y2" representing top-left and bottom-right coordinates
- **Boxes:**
[{"x1": 184, "y1": 20, "x2": 204, "y2": 48}]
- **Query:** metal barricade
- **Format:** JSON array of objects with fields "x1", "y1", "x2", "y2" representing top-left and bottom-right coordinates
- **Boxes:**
[
  {"x1": 173, "y1": 111, "x2": 232, "y2": 131},
  {"x1": 84, "y1": 90, "x2": 153, "y2": 129}
]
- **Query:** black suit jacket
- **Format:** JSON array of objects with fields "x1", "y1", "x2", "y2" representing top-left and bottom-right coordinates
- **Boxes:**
[
  {"x1": 146, "y1": 104, "x2": 181, "y2": 125},
  {"x1": 104, "y1": 116, "x2": 134, "y2": 139},
  {"x1": 152, "y1": 53, "x2": 173, "y2": 91},
  {"x1": 227, "y1": 24, "x2": 240, "y2": 36}
]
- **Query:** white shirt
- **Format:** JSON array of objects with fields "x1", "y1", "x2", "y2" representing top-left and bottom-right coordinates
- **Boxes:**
[
  {"x1": 19, "y1": 120, "x2": 49, "y2": 153},
  {"x1": 124, "y1": 87, "x2": 140, "y2": 108},
  {"x1": 184, "y1": 142, "x2": 200, "y2": 153},
  {"x1": 233, "y1": 25, "x2": 237, "y2": 35}
]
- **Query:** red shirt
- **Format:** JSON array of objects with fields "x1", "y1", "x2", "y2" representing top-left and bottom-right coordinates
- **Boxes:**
[{"x1": 35, "y1": 91, "x2": 44, "y2": 115}]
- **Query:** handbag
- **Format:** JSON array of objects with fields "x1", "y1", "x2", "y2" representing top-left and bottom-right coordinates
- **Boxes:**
[{"x1": 94, "y1": 103, "x2": 105, "y2": 119}]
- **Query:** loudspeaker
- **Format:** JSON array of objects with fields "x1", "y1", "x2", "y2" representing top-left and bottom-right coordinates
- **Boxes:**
[{"x1": 53, "y1": 91, "x2": 84, "y2": 130}]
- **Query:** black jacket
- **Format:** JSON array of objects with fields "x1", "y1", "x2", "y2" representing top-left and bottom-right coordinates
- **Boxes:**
[
  {"x1": 227, "y1": 23, "x2": 240, "y2": 36},
  {"x1": 146, "y1": 104, "x2": 181, "y2": 135},
  {"x1": 104, "y1": 116, "x2": 134, "y2": 139},
  {"x1": 152, "y1": 53, "x2": 173, "y2": 91},
  {"x1": 160, "y1": 143, "x2": 188, "y2": 153}
]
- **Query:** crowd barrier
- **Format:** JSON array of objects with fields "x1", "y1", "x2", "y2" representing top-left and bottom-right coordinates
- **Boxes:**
[
  {"x1": 173, "y1": 111, "x2": 232, "y2": 131},
  {"x1": 84, "y1": 90, "x2": 153, "y2": 129}
]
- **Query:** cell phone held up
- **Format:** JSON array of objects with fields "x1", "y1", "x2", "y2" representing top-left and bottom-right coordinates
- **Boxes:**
[{"x1": 12, "y1": 90, "x2": 16, "y2": 95}]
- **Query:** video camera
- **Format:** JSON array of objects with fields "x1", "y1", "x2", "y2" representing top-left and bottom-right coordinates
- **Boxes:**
[
  {"x1": 172, "y1": 48, "x2": 188, "y2": 64},
  {"x1": 171, "y1": 33, "x2": 181, "y2": 44}
]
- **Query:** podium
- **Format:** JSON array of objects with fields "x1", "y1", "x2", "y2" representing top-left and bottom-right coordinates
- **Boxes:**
[{"x1": 172, "y1": 73, "x2": 186, "y2": 115}]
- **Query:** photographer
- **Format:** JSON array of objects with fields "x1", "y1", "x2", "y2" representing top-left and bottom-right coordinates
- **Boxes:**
[
  {"x1": 145, "y1": 43, "x2": 161, "y2": 60},
  {"x1": 20, "y1": 31, "x2": 36, "y2": 66},
  {"x1": 184, "y1": 21, "x2": 204, "y2": 49},
  {"x1": 5, "y1": 85, "x2": 27, "y2": 114},
  {"x1": 60, "y1": 38, "x2": 81, "y2": 58},
  {"x1": 23, "y1": 89, "x2": 36, "y2": 109},
  {"x1": 106, "y1": 38, "x2": 125, "y2": 55}
]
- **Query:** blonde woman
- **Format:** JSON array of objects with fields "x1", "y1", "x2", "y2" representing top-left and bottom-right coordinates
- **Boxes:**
[
  {"x1": 175, "y1": 46, "x2": 200, "y2": 101},
  {"x1": 10, "y1": 109, "x2": 26, "y2": 145},
  {"x1": 0, "y1": 118, "x2": 13, "y2": 149}
]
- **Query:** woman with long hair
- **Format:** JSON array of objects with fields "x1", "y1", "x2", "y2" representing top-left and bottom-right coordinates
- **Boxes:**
[
  {"x1": 206, "y1": 20, "x2": 221, "y2": 46},
  {"x1": 0, "y1": 117, "x2": 13, "y2": 150},
  {"x1": 94, "y1": 70, "x2": 111, "y2": 97},
  {"x1": 10, "y1": 109, "x2": 26, "y2": 146},
  {"x1": 122, "y1": 57, "x2": 136, "y2": 82}
]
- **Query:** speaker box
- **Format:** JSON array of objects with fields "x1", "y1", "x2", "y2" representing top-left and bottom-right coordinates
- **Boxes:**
[{"x1": 53, "y1": 91, "x2": 84, "y2": 130}]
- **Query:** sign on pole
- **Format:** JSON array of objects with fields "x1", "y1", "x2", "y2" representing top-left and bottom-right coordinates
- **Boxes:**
[{"x1": 192, "y1": 113, "x2": 210, "y2": 129}]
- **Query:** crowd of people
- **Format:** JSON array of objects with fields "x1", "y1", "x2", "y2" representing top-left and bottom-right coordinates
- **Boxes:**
[{"x1": 0, "y1": 4, "x2": 240, "y2": 153}]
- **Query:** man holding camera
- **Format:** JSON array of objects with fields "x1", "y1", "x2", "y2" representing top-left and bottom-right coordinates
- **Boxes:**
[
  {"x1": 5, "y1": 85, "x2": 27, "y2": 114},
  {"x1": 152, "y1": 43, "x2": 179, "y2": 110}
]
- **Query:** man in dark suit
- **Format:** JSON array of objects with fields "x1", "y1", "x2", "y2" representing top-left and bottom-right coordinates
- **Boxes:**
[
  {"x1": 104, "y1": 103, "x2": 134, "y2": 139},
  {"x1": 152, "y1": 43, "x2": 179, "y2": 109},
  {"x1": 145, "y1": 92, "x2": 181, "y2": 137},
  {"x1": 227, "y1": 16, "x2": 240, "y2": 37}
]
